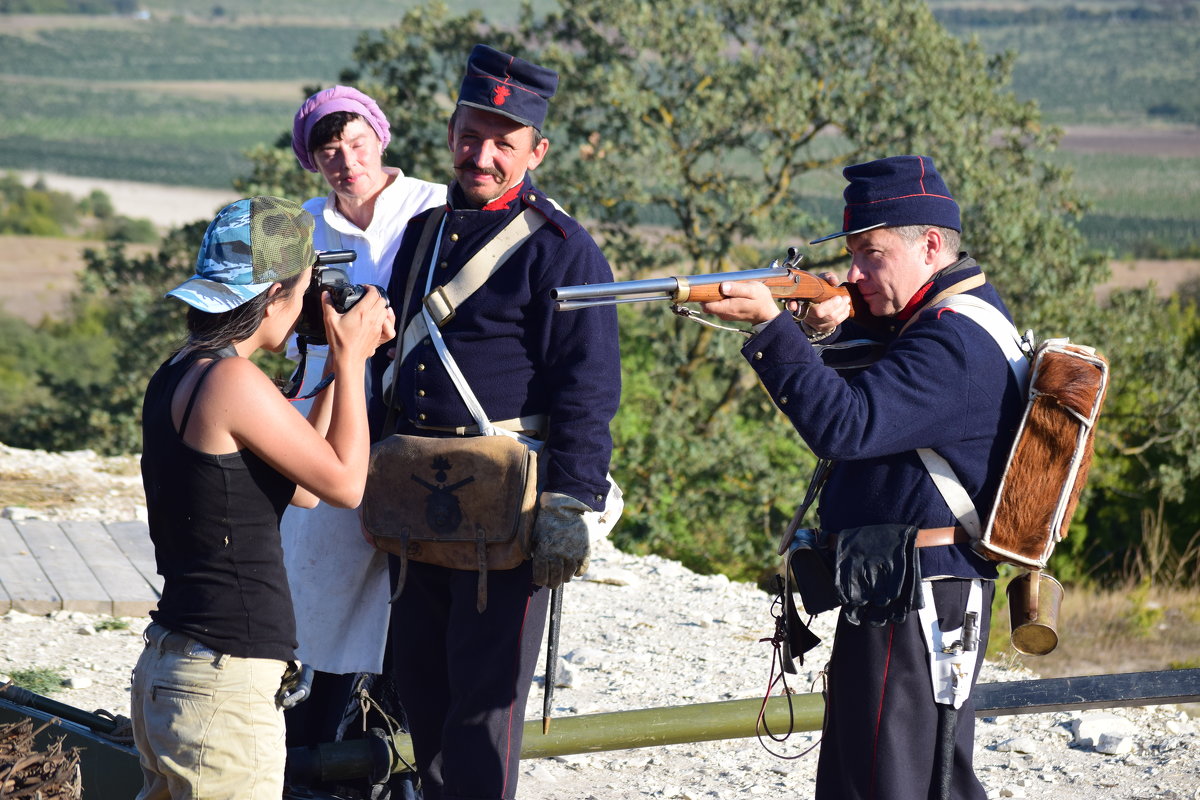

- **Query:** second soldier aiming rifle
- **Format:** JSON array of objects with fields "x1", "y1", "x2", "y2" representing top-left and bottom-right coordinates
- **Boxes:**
[{"x1": 551, "y1": 249, "x2": 868, "y2": 324}]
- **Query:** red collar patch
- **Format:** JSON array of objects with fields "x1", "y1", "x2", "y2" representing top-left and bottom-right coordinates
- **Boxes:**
[
  {"x1": 896, "y1": 280, "x2": 935, "y2": 321},
  {"x1": 481, "y1": 182, "x2": 524, "y2": 211}
]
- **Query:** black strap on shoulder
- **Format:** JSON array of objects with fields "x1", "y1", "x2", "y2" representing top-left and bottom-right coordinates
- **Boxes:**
[{"x1": 177, "y1": 347, "x2": 234, "y2": 437}]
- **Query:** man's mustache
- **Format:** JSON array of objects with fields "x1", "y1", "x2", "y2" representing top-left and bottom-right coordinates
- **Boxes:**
[{"x1": 454, "y1": 161, "x2": 503, "y2": 180}]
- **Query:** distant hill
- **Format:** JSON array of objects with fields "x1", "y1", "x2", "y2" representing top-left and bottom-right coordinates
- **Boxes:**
[{"x1": 1, "y1": 2, "x2": 1197, "y2": 255}]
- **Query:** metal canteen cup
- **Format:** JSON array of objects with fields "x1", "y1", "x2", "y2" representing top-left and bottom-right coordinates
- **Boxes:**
[{"x1": 1006, "y1": 571, "x2": 1065, "y2": 656}]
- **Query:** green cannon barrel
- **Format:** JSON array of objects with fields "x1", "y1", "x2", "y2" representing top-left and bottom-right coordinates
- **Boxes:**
[
  {"x1": 287, "y1": 692, "x2": 824, "y2": 783},
  {"x1": 286, "y1": 669, "x2": 1200, "y2": 786}
]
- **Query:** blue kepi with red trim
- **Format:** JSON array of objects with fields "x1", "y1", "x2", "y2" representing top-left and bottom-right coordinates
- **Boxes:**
[
  {"x1": 456, "y1": 44, "x2": 559, "y2": 131},
  {"x1": 811, "y1": 154, "x2": 961, "y2": 244}
]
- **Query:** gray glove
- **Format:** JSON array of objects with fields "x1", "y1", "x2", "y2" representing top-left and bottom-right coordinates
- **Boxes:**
[{"x1": 531, "y1": 492, "x2": 592, "y2": 589}]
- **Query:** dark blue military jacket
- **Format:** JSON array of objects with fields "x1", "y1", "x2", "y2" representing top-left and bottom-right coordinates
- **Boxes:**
[
  {"x1": 744, "y1": 258, "x2": 1024, "y2": 579},
  {"x1": 372, "y1": 178, "x2": 620, "y2": 511}
]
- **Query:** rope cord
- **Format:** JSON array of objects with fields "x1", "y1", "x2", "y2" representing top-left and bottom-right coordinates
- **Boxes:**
[{"x1": 755, "y1": 591, "x2": 825, "y2": 760}]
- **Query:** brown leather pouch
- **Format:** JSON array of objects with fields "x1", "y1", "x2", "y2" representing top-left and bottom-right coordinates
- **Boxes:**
[{"x1": 362, "y1": 433, "x2": 538, "y2": 611}]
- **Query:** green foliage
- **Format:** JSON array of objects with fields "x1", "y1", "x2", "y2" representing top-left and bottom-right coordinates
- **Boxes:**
[
  {"x1": 1067, "y1": 288, "x2": 1200, "y2": 587},
  {"x1": 609, "y1": 305, "x2": 818, "y2": 582},
  {"x1": 7, "y1": 666, "x2": 65, "y2": 696},
  {"x1": 0, "y1": 171, "x2": 158, "y2": 242},
  {"x1": 233, "y1": 138, "x2": 329, "y2": 201},
  {"x1": 0, "y1": 0, "x2": 135, "y2": 11},
  {"x1": 0, "y1": 217, "x2": 324, "y2": 455},
  {"x1": 5, "y1": 0, "x2": 1198, "y2": 591},
  {"x1": 278, "y1": 0, "x2": 1111, "y2": 583},
  {"x1": 1123, "y1": 579, "x2": 1167, "y2": 637},
  {"x1": 0, "y1": 24, "x2": 362, "y2": 82},
  {"x1": 93, "y1": 616, "x2": 130, "y2": 631},
  {"x1": 0, "y1": 225, "x2": 201, "y2": 454},
  {"x1": 936, "y1": 10, "x2": 1200, "y2": 125}
]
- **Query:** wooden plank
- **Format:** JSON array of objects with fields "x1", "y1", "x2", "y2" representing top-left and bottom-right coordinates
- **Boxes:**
[
  {"x1": 0, "y1": 518, "x2": 59, "y2": 615},
  {"x1": 105, "y1": 520, "x2": 163, "y2": 596},
  {"x1": 14, "y1": 520, "x2": 108, "y2": 614},
  {"x1": 60, "y1": 520, "x2": 160, "y2": 617}
]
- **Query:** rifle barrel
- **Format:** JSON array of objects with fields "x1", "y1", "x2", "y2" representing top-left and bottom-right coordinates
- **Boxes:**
[{"x1": 552, "y1": 267, "x2": 790, "y2": 310}]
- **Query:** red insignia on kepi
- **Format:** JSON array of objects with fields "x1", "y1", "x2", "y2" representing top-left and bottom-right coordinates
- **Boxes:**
[{"x1": 492, "y1": 85, "x2": 511, "y2": 107}]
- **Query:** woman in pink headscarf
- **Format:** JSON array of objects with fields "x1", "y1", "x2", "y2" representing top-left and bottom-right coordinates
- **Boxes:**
[{"x1": 280, "y1": 86, "x2": 444, "y2": 766}]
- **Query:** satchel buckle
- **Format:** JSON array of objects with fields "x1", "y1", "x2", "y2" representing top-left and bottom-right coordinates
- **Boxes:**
[{"x1": 424, "y1": 285, "x2": 456, "y2": 327}]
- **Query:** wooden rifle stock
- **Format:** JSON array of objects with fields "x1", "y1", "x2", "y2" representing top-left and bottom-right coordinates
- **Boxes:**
[{"x1": 676, "y1": 267, "x2": 853, "y2": 309}]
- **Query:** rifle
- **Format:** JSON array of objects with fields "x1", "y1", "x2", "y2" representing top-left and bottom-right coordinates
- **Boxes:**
[{"x1": 552, "y1": 248, "x2": 866, "y2": 318}]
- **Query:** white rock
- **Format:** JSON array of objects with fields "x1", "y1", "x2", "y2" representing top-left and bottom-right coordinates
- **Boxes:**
[
  {"x1": 554, "y1": 660, "x2": 576, "y2": 689},
  {"x1": 1071, "y1": 712, "x2": 1138, "y2": 747},
  {"x1": 996, "y1": 736, "x2": 1041, "y2": 754},
  {"x1": 2, "y1": 506, "x2": 39, "y2": 520},
  {"x1": 64, "y1": 675, "x2": 93, "y2": 689},
  {"x1": 563, "y1": 647, "x2": 606, "y2": 666},
  {"x1": 1095, "y1": 733, "x2": 1135, "y2": 755},
  {"x1": 584, "y1": 567, "x2": 636, "y2": 586},
  {"x1": 523, "y1": 763, "x2": 558, "y2": 784}
]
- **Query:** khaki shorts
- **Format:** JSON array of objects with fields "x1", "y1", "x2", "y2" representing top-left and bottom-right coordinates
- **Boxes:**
[{"x1": 131, "y1": 623, "x2": 288, "y2": 800}]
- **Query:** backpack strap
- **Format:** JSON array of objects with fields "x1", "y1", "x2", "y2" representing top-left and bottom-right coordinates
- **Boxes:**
[
  {"x1": 912, "y1": 292, "x2": 1031, "y2": 541},
  {"x1": 923, "y1": 293, "x2": 1031, "y2": 386}
]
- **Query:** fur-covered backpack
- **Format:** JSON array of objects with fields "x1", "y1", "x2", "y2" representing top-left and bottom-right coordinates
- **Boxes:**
[{"x1": 915, "y1": 295, "x2": 1109, "y2": 569}]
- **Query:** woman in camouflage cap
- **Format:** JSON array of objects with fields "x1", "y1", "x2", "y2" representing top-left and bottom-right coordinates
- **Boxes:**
[{"x1": 130, "y1": 196, "x2": 394, "y2": 800}]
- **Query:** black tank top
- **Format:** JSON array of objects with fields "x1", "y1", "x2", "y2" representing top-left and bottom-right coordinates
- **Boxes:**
[{"x1": 140, "y1": 348, "x2": 298, "y2": 660}]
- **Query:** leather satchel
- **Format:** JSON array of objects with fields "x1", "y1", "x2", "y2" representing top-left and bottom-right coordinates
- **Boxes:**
[{"x1": 362, "y1": 433, "x2": 538, "y2": 611}]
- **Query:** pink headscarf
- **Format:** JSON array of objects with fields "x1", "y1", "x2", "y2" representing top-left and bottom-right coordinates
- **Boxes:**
[{"x1": 291, "y1": 85, "x2": 391, "y2": 172}]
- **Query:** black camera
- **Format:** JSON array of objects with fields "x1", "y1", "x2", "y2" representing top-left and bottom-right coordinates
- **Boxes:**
[{"x1": 295, "y1": 249, "x2": 389, "y2": 346}]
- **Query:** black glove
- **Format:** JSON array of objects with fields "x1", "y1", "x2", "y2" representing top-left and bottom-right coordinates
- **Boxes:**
[{"x1": 531, "y1": 492, "x2": 592, "y2": 589}]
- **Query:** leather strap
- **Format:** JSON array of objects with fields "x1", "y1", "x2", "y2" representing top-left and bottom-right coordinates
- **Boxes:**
[
  {"x1": 423, "y1": 208, "x2": 547, "y2": 327},
  {"x1": 398, "y1": 208, "x2": 546, "y2": 363},
  {"x1": 916, "y1": 449, "x2": 983, "y2": 541},
  {"x1": 411, "y1": 413, "x2": 549, "y2": 438},
  {"x1": 914, "y1": 526, "x2": 971, "y2": 548},
  {"x1": 818, "y1": 525, "x2": 969, "y2": 549}
]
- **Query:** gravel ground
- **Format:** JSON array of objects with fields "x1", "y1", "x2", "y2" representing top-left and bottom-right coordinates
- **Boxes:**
[{"x1": 1, "y1": 444, "x2": 1197, "y2": 799}]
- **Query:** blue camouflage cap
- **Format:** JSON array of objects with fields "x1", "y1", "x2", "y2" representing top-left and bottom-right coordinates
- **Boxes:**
[{"x1": 167, "y1": 196, "x2": 315, "y2": 313}]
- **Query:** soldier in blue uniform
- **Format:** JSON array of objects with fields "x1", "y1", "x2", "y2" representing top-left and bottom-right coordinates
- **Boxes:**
[
  {"x1": 372, "y1": 45, "x2": 620, "y2": 800},
  {"x1": 702, "y1": 156, "x2": 1025, "y2": 799}
]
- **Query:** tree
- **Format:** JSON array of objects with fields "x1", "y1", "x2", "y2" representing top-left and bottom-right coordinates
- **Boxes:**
[
  {"x1": 0, "y1": 224, "x2": 204, "y2": 454},
  {"x1": 235, "y1": 0, "x2": 1121, "y2": 580},
  {"x1": 208, "y1": 1, "x2": 1200, "y2": 587},
  {"x1": 1064, "y1": 288, "x2": 1200, "y2": 588}
]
